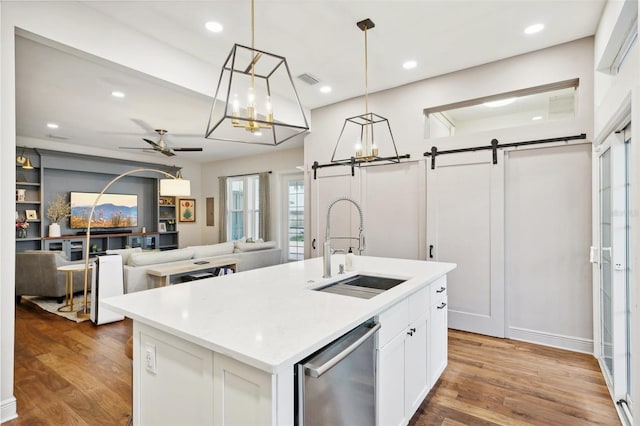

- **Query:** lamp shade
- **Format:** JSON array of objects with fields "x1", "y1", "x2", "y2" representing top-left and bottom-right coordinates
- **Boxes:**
[
  {"x1": 160, "y1": 178, "x2": 191, "y2": 197},
  {"x1": 205, "y1": 44, "x2": 309, "y2": 146}
]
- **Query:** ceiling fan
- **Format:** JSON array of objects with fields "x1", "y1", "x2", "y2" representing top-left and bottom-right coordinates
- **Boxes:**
[{"x1": 120, "y1": 129, "x2": 203, "y2": 157}]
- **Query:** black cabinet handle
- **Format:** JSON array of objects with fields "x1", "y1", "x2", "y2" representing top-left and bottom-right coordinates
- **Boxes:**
[
  {"x1": 429, "y1": 245, "x2": 434, "y2": 259},
  {"x1": 407, "y1": 330, "x2": 414, "y2": 336},
  {"x1": 312, "y1": 238, "x2": 316, "y2": 250},
  {"x1": 437, "y1": 302, "x2": 447, "y2": 310},
  {"x1": 436, "y1": 287, "x2": 446, "y2": 293}
]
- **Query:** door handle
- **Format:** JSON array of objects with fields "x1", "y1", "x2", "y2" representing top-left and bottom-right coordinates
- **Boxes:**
[
  {"x1": 312, "y1": 238, "x2": 317, "y2": 250},
  {"x1": 429, "y1": 245, "x2": 434, "y2": 259},
  {"x1": 437, "y1": 302, "x2": 447, "y2": 310}
]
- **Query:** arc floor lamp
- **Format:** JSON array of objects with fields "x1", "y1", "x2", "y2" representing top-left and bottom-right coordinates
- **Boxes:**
[{"x1": 78, "y1": 168, "x2": 191, "y2": 319}]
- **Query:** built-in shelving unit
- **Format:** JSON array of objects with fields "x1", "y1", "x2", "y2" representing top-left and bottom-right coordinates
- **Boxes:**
[
  {"x1": 43, "y1": 232, "x2": 161, "y2": 261},
  {"x1": 15, "y1": 148, "x2": 181, "y2": 254},
  {"x1": 158, "y1": 196, "x2": 179, "y2": 250},
  {"x1": 16, "y1": 148, "x2": 43, "y2": 252}
]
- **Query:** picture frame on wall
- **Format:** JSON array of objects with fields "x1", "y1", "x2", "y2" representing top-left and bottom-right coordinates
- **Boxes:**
[
  {"x1": 25, "y1": 209, "x2": 38, "y2": 220},
  {"x1": 179, "y1": 198, "x2": 196, "y2": 223},
  {"x1": 159, "y1": 222, "x2": 167, "y2": 233}
]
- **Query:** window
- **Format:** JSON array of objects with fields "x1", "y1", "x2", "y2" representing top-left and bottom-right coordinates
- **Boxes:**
[
  {"x1": 286, "y1": 178, "x2": 304, "y2": 261},
  {"x1": 227, "y1": 175, "x2": 260, "y2": 241},
  {"x1": 424, "y1": 80, "x2": 578, "y2": 138}
]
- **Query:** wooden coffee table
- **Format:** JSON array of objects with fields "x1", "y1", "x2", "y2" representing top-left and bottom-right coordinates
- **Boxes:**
[{"x1": 146, "y1": 257, "x2": 239, "y2": 287}]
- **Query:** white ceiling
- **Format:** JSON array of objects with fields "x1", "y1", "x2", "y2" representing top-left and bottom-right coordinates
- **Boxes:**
[{"x1": 15, "y1": 0, "x2": 606, "y2": 163}]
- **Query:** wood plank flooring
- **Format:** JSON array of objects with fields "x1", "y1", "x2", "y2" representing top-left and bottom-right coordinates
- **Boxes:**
[
  {"x1": 409, "y1": 330, "x2": 621, "y2": 426},
  {"x1": 8, "y1": 301, "x2": 620, "y2": 425}
]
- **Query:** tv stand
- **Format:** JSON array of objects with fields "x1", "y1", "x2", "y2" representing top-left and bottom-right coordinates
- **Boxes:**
[
  {"x1": 43, "y1": 230, "x2": 173, "y2": 261},
  {"x1": 77, "y1": 229, "x2": 132, "y2": 235}
]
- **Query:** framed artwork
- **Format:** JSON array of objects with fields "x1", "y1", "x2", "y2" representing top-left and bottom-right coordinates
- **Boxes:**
[
  {"x1": 158, "y1": 222, "x2": 167, "y2": 233},
  {"x1": 25, "y1": 209, "x2": 38, "y2": 220},
  {"x1": 178, "y1": 198, "x2": 196, "y2": 222}
]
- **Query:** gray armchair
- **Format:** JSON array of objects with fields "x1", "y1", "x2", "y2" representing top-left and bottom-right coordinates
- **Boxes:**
[{"x1": 15, "y1": 251, "x2": 94, "y2": 303}]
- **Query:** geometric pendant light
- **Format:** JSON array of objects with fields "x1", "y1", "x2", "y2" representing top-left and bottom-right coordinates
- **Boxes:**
[
  {"x1": 330, "y1": 18, "x2": 403, "y2": 164},
  {"x1": 205, "y1": 0, "x2": 309, "y2": 146}
]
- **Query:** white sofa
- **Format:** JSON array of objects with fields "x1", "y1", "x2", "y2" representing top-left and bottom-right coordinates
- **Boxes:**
[{"x1": 108, "y1": 241, "x2": 282, "y2": 294}]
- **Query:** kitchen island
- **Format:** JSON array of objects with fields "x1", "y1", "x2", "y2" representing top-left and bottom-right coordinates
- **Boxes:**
[{"x1": 104, "y1": 255, "x2": 456, "y2": 426}]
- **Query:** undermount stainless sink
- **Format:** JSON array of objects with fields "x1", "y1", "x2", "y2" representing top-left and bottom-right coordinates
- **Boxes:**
[{"x1": 314, "y1": 275, "x2": 407, "y2": 299}]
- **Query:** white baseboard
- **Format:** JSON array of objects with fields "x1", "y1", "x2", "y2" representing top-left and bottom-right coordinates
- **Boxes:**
[
  {"x1": 509, "y1": 326, "x2": 594, "y2": 354},
  {"x1": 1, "y1": 397, "x2": 17, "y2": 423}
]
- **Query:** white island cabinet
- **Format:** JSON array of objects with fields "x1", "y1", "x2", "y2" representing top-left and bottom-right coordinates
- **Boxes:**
[{"x1": 103, "y1": 256, "x2": 456, "y2": 426}]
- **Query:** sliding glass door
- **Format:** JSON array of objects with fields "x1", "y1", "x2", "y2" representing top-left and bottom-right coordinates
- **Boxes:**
[{"x1": 598, "y1": 127, "x2": 631, "y2": 413}]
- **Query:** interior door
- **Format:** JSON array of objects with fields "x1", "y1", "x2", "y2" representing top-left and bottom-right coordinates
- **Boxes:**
[
  {"x1": 309, "y1": 168, "x2": 361, "y2": 258},
  {"x1": 426, "y1": 151, "x2": 505, "y2": 337},
  {"x1": 362, "y1": 162, "x2": 425, "y2": 260},
  {"x1": 598, "y1": 130, "x2": 630, "y2": 402}
]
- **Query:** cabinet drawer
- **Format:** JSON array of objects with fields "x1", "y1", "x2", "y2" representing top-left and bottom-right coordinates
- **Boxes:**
[
  {"x1": 430, "y1": 276, "x2": 447, "y2": 301},
  {"x1": 377, "y1": 299, "x2": 408, "y2": 348},
  {"x1": 408, "y1": 286, "x2": 429, "y2": 324}
]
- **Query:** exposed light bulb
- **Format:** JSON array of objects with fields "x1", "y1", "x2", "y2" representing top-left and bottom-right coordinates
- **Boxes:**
[
  {"x1": 247, "y1": 87, "x2": 256, "y2": 120},
  {"x1": 266, "y1": 96, "x2": 273, "y2": 123},
  {"x1": 231, "y1": 94, "x2": 240, "y2": 125}
]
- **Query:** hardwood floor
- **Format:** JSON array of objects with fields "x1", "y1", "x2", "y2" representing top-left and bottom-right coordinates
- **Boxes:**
[
  {"x1": 409, "y1": 330, "x2": 621, "y2": 426},
  {"x1": 9, "y1": 302, "x2": 620, "y2": 425},
  {"x1": 8, "y1": 301, "x2": 133, "y2": 426}
]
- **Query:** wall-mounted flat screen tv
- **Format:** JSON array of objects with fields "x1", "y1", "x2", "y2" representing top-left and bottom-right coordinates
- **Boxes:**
[{"x1": 70, "y1": 192, "x2": 138, "y2": 229}]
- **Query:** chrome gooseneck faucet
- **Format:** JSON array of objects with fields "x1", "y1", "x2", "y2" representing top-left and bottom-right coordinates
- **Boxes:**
[{"x1": 323, "y1": 197, "x2": 365, "y2": 278}]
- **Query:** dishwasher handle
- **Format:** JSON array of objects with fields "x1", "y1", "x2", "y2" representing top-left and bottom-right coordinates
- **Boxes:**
[{"x1": 304, "y1": 322, "x2": 381, "y2": 378}]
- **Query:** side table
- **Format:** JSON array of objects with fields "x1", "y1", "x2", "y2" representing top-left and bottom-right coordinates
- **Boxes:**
[{"x1": 57, "y1": 263, "x2": 93, "y2": 313}]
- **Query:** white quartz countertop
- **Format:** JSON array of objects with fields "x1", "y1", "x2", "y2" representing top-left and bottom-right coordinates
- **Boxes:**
[{"x1": 103, "y1": 255, "x2": 456, "y2": 373}]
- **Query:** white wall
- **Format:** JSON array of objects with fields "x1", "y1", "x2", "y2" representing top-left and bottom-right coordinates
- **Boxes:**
[
  {"x1": 593, "y1": 0, "x2": 639, "y2": 417},
  {"x1": 200, "y1": 146, "x2": 303, "y2": 251}
]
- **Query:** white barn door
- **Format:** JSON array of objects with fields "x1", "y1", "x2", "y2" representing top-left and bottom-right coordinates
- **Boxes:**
[
  {"x1": 426, "y1": 151, "x2": 505, "y2": 337},
  {"x1": 362, "y1": 162, "x2": 426, "y2": 260},
  {"x1": 309, "y1": 168, "x2": 361, "y2": 258}
]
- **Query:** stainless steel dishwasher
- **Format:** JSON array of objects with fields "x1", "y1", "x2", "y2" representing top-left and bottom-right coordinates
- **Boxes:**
[{"x1": 295, "y1": 319, "x2": 380, "y2": 426}]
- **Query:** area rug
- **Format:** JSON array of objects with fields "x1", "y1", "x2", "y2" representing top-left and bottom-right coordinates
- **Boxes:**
[{"x1": 23, "y1": 295, "x2": 91, "y2": 323}]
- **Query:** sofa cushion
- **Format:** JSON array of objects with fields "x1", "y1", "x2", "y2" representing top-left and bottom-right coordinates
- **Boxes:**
[
  {"x1": 106, "y1": 247, "x2": 142, "y2": 264},
  {"x1": 188, "y1": 242, "x2": 234, "y2": 258},
  {"x1": 128, "y1": 248, "x2": 195, "y2": 266},
  {"x1": 234, "y1": 240, "x2": 277, "y2": 253}
]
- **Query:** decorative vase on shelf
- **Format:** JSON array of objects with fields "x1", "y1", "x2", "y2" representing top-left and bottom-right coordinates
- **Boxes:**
[
  {"x1": 17, "y1": 228, "x2": 27, "y2": 239},
  {"x1": 49, "y1": 223, "x2": 61, "y2": 238}
]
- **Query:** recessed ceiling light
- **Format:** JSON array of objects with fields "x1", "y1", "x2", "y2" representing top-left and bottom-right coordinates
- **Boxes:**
[
  {"x1": 524, "y1": 23, "x2": 544, "y2": 35},
  {"x1": 205, "y1": 21, "x2": 223, "y2": 33},
  {"x1": 47, "y1": 123, "x2": 59, "y2": 129},
  {"x1": 402, "y1": 60, "x2": 417, "y2": 70},
  {"x1": 532, "y1": 115, "x2": 543, "y2": 121},
  {"x1": 483, "y1": 97, "x2": 517, "y2": 108},
  {"x1": 320, "y1": 86, "x2": 332, "y2": 94},
  {"x1": 111, "y1": 91, "x2": 125, "y2": 98}
]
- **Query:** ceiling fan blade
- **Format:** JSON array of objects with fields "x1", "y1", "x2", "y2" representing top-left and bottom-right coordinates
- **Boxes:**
[
  {"x1": 173, "y1": 147, "x2": 203, "y2": 152},
  {"x1": 161, "y1": 150, "x2": 176, "y2": 157},
  {"x1": 142, "y1": 138, "x2": 162, "y2": 150}
]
